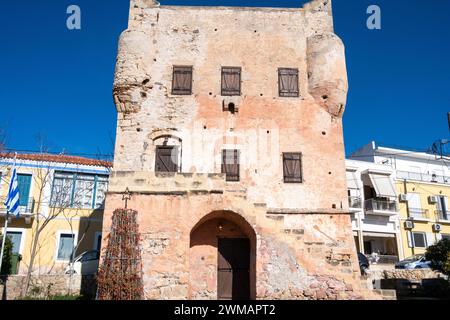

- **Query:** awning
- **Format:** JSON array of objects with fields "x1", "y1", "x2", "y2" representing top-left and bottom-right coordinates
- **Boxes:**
[
  {"x1": 346, "y1": 170, "x2": 359, "y2": 189},
  {"x1": 362, "y1": 232, "x2": 396, "y2": 238},
  {"x1": 362, "y1": 171, "x2": 396, "y2": 198}
]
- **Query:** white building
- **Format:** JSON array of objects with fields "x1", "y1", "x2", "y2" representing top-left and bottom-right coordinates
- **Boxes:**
[
  {"x1": 346, "y1": 159, "x2": 403, "y2": 264},
  {"x1": 349, "y1": 141, "x2": 450, "y2": 259}
]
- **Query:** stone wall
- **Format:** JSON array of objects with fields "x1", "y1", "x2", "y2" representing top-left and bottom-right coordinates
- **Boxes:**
[
  {"x1": 111, "y1": 0, "x2": 349, "y2": 211},
  {"x1": 102, "y1": 188, "x2": 380, "y2": 299},
  {"x1": 371, "y1": 269, "x2": 449, "y2": 298},
  {"x1": 382, "y1": 269, "x2": 441, "y2": 281},
  {"x1": 101, "y1": 0, "x2": 374, "y2": 300},
  {"x1": 0, "y1": 275, "x2": 97, "y2": 300}
]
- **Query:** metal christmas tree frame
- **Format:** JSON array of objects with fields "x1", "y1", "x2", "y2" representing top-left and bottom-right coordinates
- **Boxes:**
[{"x1": 97, "y1": 208, "x2": 144, "y2": 300}]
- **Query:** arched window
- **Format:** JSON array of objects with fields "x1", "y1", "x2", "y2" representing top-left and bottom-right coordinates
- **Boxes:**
[{"x1": 153, "y1": 135, "x2": 182, "y2": 173}]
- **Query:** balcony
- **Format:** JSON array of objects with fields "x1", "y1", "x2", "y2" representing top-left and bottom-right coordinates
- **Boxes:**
[
  {"x1": 0, "y1": 197, "x2": 35, "y2": 223},
  {"x1": 435, "y1": 210, "x2": 450, "y2": 222},
  {"x1": 364, "y1": 199, "x2": 398, "y2": 216},
  {"x1": 367, "y1": 254, "x2": 400, "y2": 265},
  {"x1": 348, "y1": 196, "x2": 362, "y2": 211},
  {"x1": 397, "y1": 170, "x2": 450, "y2": 185},
  {"x1": 409, "y1": 208, "x2": 429, "y2": 220}
]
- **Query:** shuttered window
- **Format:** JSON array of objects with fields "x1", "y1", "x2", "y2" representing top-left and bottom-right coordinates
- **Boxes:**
[
  {"x1": 283, "y1": 153, "x2": 302, "y2": 183},
  {"x1": 221, "y1": 149, "x2": 240, "y2": 182},
  {"x1": 221, "y1": 67, "x2": 241, "y2": 96},
  {"x1": 172, "y1": 66, "x2": 193, "y2": 95},
  {"x1": 17, "y1": 174, "x2": 32, "y2": 207},
  {"x1": 278, "y1": 68, "x2": 299, "y2": 97},
  {"x1": 155, "y1": 146, "x2": 178, "y2": 173}
]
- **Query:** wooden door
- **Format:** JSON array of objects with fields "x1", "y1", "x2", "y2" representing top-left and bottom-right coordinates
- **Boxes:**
[{"x1": 217, "y1": 238, "x2": 250, "y2": 300}]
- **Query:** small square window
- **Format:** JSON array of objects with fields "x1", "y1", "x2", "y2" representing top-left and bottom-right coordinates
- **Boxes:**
[
  {"x1": 221, "y1": 149, "x2": 240, "y2": 182},
  {"x1": 278, "y1": 68, "x2": 299, "y2": 97},
  {"x1": 283, "y1": 153, "x2": 302, "y2": 183},
  {"x1": 412, "y1": 232, "x2": 426, "y2": 248},
  {"x1": 221, "y1": 67, "x2": 241, "y2": 96},
  {"x1": 56, "y1": 233, "x2": 76, "y2": 261},
  {"x1": 172, "y1": 66, "x2": 193, "y2": 95}
]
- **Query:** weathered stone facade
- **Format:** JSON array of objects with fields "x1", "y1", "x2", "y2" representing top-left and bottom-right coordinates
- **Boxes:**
[
  {"x1": 0, "y1": 275, "x2": 97, "y2": 300},
  {"x1": 102, "y1": 0, "x2": 376, "y2": 299}
]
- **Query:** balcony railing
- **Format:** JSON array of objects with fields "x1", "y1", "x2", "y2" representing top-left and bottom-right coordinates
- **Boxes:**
[
  {"x1": 364, "y1": 199, "x2": 398, "y2": 213},
  {"x1": 0, "y1": 197, "x2": 35, "y2": 215},
  {"x1": 367, "y1": 254, "x2": 400, "y2": 265},
  {"x1": 397, "y1": 170, "x2": 450, "y2": 185},
  {"x1": 435, "y1": 210, "x2": 450, "y2": 221},
  {"x1": 409, "y1": 208, "x2": 429, "y2": 220},
  {"x1": 348, "y1": 196, "x2": 362, "y2": 209}
]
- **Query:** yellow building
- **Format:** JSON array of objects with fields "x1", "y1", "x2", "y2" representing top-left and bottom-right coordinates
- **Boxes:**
[
  {"x1": 0, "y1": 153, "x2": 111, "y2": 275},
  {"x1": 351, "y1": 141, "x2": 450, "y2": 260},
  {"x1": 396, "y1": 178, "x2": 450, "y2": 258}
]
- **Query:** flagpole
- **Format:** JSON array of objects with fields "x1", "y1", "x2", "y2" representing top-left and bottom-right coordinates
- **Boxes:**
[
  {"x1": 0, "y1": 212, "x2": 9, "y2": 274},
  {"x1": 0, "y1": 153, "x2": 17, "y2": 274}
]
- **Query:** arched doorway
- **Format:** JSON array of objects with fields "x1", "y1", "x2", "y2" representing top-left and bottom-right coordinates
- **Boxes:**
[{"x1": 189, "y1": 211, "x2": 256, "y2": 300}]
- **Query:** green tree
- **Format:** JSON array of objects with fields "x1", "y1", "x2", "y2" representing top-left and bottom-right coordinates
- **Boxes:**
[
  {"x1": 0, "y1": 232, "x2": 13, "y2": 275},
  {"x1": 425, "y1": 238, "x2": 450, "y2": 276}
]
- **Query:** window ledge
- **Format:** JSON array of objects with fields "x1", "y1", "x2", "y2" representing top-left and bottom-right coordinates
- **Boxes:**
[{"x1": 411, "y1": 218, "x2": 433, "y2": 222}]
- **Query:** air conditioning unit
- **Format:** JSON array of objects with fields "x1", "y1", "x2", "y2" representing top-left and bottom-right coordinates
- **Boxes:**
[
  {"x1": 399, "y1": 194, "x2": 408, "y2": 202},
  {"x1": 404, "y1": 220, "x2": 415, "y2": 229},
  {"x1": 433, "y1": 224, "x2": 442, "y2": 232},
  {"x1": 428, "y1": 196, "x2": 439, "y2": 204}
]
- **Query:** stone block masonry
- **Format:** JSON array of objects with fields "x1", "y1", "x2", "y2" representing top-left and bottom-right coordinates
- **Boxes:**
[
  {"x1": 0, "y1": 275, "x2": 97, "y2": 300},
  {"x1": 102, "y1": 0, "x2": 379, "y2": 300}
]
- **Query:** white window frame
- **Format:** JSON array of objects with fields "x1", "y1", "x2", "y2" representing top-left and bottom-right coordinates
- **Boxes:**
[
  {"x1": 16, "y1": 169, "x2": 34, "y2": 204},
  {"x1": 436, "y1": 195, "x2": 449, "y2": 220},
  {"x1": 2, "y1": 227, "x2": 26, "y2": 255},
  {"x1": 73, "y1": 176, "x2": 95, "y2": 209},
  {"x1": 93, "y1": 231, "x2": 102, "y2": 251},
  {"x1": 54, "y1": 230, "x2": 78, "y2": 262},
  {"x1": 412, "y1": 231, "x2": 427, "y2": 248}
]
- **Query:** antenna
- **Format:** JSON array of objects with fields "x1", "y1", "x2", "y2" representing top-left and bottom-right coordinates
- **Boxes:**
[{"x1": 447, "y1": 112, "x2": 450, "y2": 133}]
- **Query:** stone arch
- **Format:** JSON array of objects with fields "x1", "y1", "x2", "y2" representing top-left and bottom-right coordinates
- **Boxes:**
[{"x1": 189, "y1": 210, "x2": 257, "y2": 300}]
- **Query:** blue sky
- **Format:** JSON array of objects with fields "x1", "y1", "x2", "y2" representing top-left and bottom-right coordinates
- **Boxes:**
[{"x1": 0, "y1": 0, "x2": 449, "y2": 159}]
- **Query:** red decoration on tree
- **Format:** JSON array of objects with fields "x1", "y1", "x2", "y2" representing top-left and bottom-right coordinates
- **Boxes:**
[{"x1": 97, "y1": 209, "x2": 144, "y2": 300}]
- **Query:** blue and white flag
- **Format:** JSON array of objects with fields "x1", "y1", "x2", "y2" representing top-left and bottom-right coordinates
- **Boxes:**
[{"x1": 4, "y1": 167, "x2": 20, "y2": 218}]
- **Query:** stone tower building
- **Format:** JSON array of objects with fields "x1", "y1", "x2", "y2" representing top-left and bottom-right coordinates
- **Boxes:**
[{"x1": 103, "y1": 0, "x2": 372, "y2": 299}]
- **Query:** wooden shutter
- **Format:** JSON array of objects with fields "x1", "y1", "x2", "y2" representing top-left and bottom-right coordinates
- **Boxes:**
[
  {"x1": 222, "y1": 149, "x2": 240, "y2": 181},
  {"x1": 221, "y1": 67, "x2": 241, "y2": 96},
  {"x1": 172, "y1": 66, "x2": 192, "y2": 95},
  {"x1": 278, "y1": 68, "x2": 299, "y2": 97},
  {"x1": 283, "y1": 153, "x2": 302, "y2": 183},
  {"x1": 17, "y1": 174, "x2": 32, "y2": 207},
  {"x1": 155, "y1": 146, "x2": 178, "y2": 173},
  {"x1": 407, "y1": 231, "x2": 413, "y2": 248}
]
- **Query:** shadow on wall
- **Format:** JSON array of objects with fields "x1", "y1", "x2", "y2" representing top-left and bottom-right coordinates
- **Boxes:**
[
  {"x1": 380, "y1": 278, "x2": 450, "y2": 299},
  {"x1": 189, "y1": 211, "x2": 257, "y2": 300},
  {"x1": 75, "y1": 209, "x2": 103, "y2": 299}
]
